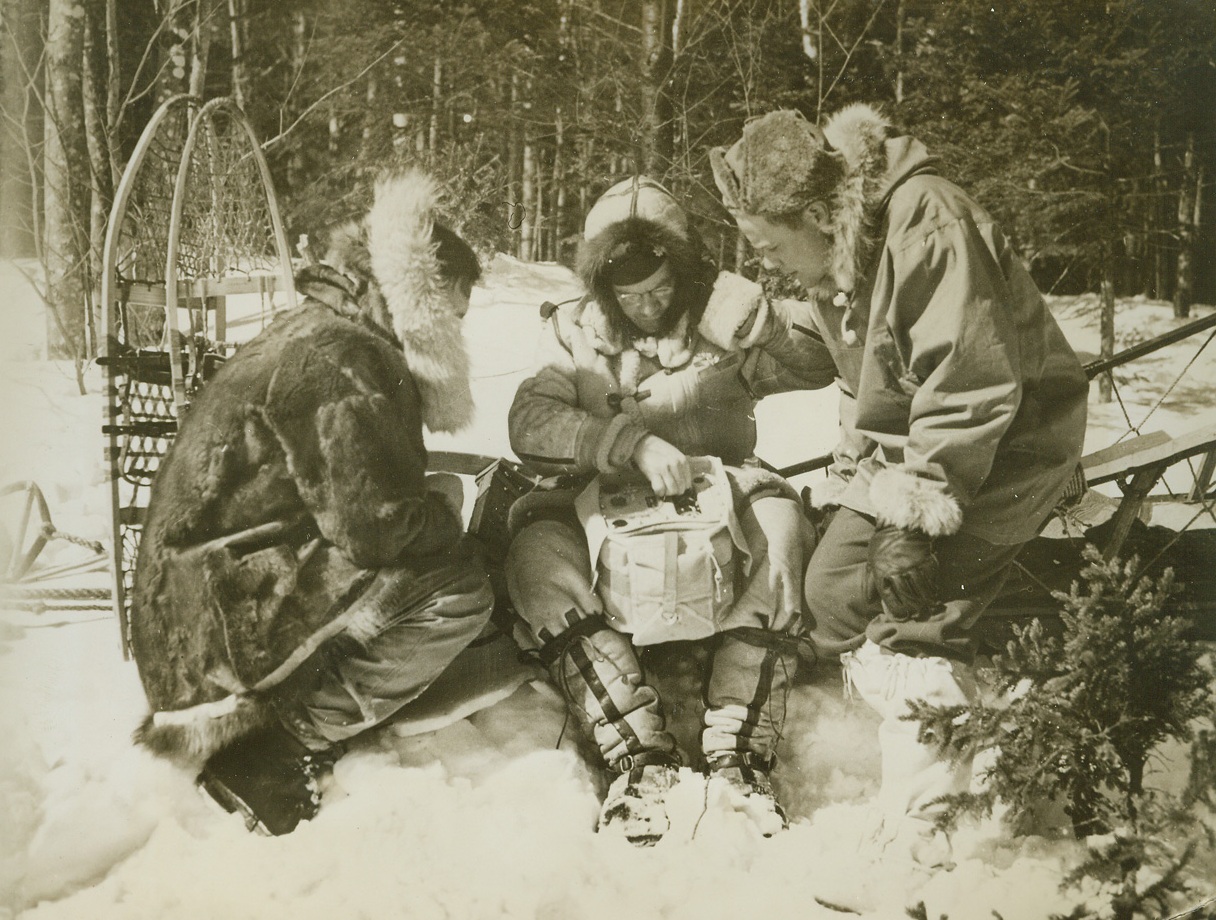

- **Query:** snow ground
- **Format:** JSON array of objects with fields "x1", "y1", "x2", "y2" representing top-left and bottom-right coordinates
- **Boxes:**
[{"x1": 1, "y1": 255, "x2": 1215, "y2": 919}]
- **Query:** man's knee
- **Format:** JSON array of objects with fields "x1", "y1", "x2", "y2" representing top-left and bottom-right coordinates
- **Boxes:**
[
  {"x1": 803, "y1": 549, "x2": 861, "y2": 618},
  {"x1": 506, "y1": 518, "x2": 588, "y2": 577},
  {"x1": 506, "y1": 519, "x2": 601, "y2": 637}
]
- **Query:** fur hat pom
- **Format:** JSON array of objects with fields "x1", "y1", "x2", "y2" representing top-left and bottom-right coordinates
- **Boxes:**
[
  {"x1": 869, "y1": 466, "x2": 963, "y2": 537},
  {"x1": 822, "y1": 104, "x2": 891, "y2": 175},
  {"x1": 365, "y1": 169, "x2": 474, "y2": 433}
]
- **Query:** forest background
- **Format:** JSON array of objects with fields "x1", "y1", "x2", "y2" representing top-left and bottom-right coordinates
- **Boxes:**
[{"x1": 1, "y1": 0, "x2": 1214, "y2": 382}]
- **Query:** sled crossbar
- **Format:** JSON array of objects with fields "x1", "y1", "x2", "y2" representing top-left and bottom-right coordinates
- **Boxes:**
[
  {"x1": 1082, "y1": 311, "x2": 1216, "y2": 380},
  {"x1": 429, "y1": 451, "x2": 501, "y2": 477},
  {"x1": 1079, "y1": 421, "x2": 1216, "y2": 559},
  {"x1": 773, "y1": 311, "x2": 1216, "y2": 482},
  {"x1": 117, "y1": 275, "x2": 286, "y2": 305}
]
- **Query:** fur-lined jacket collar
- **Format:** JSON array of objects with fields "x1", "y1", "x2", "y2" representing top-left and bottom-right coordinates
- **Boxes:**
[
  {"x1": 820, "y1": 104, "x2": 938, "y2": 296},
  {"x1": 319, "y1": 171, "x2": 474, "y2": 433}
]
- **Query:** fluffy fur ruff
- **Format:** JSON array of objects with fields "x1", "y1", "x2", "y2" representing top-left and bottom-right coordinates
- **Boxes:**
[
  {"x1": 869, "y1": 466, "x2": 963, "y2": 538},
  {"x1": 134, "y1": 693, "x2": 274, "y2": 769},
  {"x1": 820, "y1": 104, "x2": 893, "y2": 296},
  {"x1": 577, "y1": 179, "x2": 717, "y2": 345},
  {"x1": 364, "y1": 170, "x2": 475, "y2": 433}
]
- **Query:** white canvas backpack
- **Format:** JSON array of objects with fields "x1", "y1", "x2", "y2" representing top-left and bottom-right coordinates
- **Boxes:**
[{"x1": 575, "y1": 455, "x2": 750, "y2": 645}]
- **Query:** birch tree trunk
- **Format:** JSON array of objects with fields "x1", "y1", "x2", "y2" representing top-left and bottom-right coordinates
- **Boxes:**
[
  {"x1": 506, "y1": 72, "x2": 521, "y2": 255},
  {"x1": 640, "y1": 0, "x2": 673, "y2": 176},
  {"x1": 1099, "y1": 247, "x2": 1116, "y2": 403},
  {"x1": 104, "y1": 0, "x2": 118, "y2": 180},
  {"x1": 893, "y1": 0, "x2": 905, "y2": 105},
  {"x1": 188, "y1": 0, "x2": 214, "y2": 97},
  {"x1": 1174, "y1": 132, "x2": 1196, "y2": 319},
  {"x1": 1152, "y1": 129, "x2": 1167, "y2": 300},
  {"x1": 429, "y1": 39, "x2": 442, "y2": 159},
  {"x1": 227, "y1": 0, "x2": 249, "y2": 108},
  {"x1": 552, "y1": 107, "x2": 565, "y2": 262},
  {"x1": 83, "y1": 0, "x2": 113, "y2": 355},
  {"x1": 519, "y1": 133, "x2": 535, "y2": 261},
  {"x1": 45, "y1": 0, "x2": 91, "y2": 377},
  {"x1": 0, "y1": 0, "x2": 40, "y2": 257},
  {"x1": 157, "y1": 0, "x2": 194, "y2": 104}
]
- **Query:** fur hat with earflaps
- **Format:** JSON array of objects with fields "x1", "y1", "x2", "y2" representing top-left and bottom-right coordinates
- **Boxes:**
[
  {"x1": 324, "y1": 169, "x2": 475, "y2": 433},
  {"x1": 710, "y1": 105, "x2": 894, "y2": 295}
]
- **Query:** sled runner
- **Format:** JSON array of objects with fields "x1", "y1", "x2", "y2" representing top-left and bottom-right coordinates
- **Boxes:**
[{"x1": 100, "y1": 95, "x2": 297, "y2": 657}]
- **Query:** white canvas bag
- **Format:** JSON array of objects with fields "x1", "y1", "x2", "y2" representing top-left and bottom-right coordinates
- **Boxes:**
[{"x1": 575, "y1": 455, "x2": 750, "y2": 645}]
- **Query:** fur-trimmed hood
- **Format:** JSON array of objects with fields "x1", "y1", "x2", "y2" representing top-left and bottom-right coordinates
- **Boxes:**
[
  {"x1": 576, "y1": 176, "x2": 718, "y2": 345},
  {"x1": 322, "y1": 171, "x2": 474, "y2": 433}
]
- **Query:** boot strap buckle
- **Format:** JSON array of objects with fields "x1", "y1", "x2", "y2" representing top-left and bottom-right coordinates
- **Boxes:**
[{"x1": 611, "y1": 750, "x2": 680, "y2": 774}]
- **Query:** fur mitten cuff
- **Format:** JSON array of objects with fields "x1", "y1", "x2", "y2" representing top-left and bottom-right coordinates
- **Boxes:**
[
  {"x1": 869, "y1": 467, "x2": 962, "y2": 538},
  {"x1": 806, "y1": 474, "x2": 848, "y2": 510},
  {"x1": 698, "y1": 272, "x2": 772, "y2": 352}
]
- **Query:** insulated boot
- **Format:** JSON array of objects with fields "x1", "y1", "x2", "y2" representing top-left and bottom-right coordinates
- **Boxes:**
[
  {"x1": 598, "y1": 751, "x2": 683, "y2": 846},
  {"x1": 706, "y1": 750, "x2": 786, "y2": 835},
  {"x1": 538, "y1": 615, "x2": 682, "y2": 845},
  {"x1": 840, "y1": 640, "x2": 977, "y2": 863},
  {"x1": 198, "y1": 720, "x2": 339, "y2": 836},
  {"x1": 702, "y1": 628, "x2": 799, "y2": 833}
]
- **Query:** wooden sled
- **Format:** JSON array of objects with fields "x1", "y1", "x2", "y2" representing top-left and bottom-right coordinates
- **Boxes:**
[{"x1": 100, "y1": 95, "x2": 297, "y2": 658}]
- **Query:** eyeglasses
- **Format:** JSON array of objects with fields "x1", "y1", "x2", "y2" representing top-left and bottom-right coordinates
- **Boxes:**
[{"x1": 616, "y1": 285, "x2": 674, "y2": 308}]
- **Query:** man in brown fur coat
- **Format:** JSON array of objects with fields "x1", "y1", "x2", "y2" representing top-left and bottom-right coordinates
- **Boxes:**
[
  {"x1": 712, "y1": 106, "x2": 1088, "y2": 895},
  {"x1": 128, "y1": 170, "x2": 492, "y2": 835}
]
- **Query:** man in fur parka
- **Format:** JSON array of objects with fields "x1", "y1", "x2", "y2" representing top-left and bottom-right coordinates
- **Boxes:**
[
  {"x1": 505, "y1": 176, "x2": 838, "y2": 844},
  {"x1": 128, "y1": 169, "x2": 493, "y2": 836},
  {"x1": 712, "y1": 107, "x2": 1088, "y2": 884}
]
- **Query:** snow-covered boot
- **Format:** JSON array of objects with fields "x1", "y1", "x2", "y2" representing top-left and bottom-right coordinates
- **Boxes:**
[
  {"x1": 702, "y1": 628, "x2": 799, "y2": 834},
  {"x1": 538, "y1": 615, "x2": 682, "y2": 844},
  {"x1": 198, "y1": 720, "x2": 339, "y2": 836},
  {"x1": 599, "y1": 751, "x2": 683, "y2": 846},
  {"x1": 840, "y1": 640, "x2": 977, "y2": 863},
  {"x1": 706, "y1": 750, "x2": 786, "y2": 834}
]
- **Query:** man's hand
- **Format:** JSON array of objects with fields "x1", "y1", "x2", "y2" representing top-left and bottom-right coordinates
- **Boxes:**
[
  {"x1": 867, "y1": 524, "x2": 942, "y2": 621},
  {"x1": 632, "y1": 434, "x2": 692, "y2": 497}
]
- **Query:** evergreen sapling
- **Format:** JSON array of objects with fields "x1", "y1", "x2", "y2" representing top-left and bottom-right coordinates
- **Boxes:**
[{"x1": 907, "y1": 546, "x2": 1214, "y2": 919}]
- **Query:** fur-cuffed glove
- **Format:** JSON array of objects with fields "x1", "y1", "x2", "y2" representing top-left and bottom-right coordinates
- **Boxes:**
[
  {"x1": 866, "y1": 467, "x2": 963, "y2": 622},
  {"x1": 697, "y1": 272, "x2": 772, "y2": 352},
  {"x1": 867, "y1": 524, "x2": 941, "y2": 621}
]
